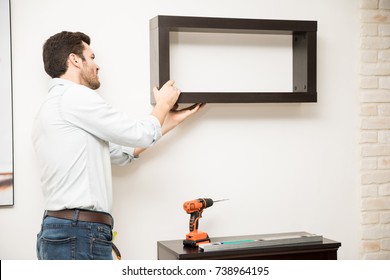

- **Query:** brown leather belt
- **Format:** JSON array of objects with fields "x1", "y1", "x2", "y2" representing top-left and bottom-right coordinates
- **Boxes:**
[{"x1": 45, "y1": 209, "x2": 113, "y2": 227}]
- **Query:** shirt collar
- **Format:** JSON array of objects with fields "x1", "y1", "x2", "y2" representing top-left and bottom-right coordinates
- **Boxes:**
[{"x1": 48, "y1": 78, "x2": 78, "y2": 92}]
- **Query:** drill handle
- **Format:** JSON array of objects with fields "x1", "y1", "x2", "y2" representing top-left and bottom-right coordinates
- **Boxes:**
[{"x1": 189, "y1": 211, "x2": 202, "y2": 232}]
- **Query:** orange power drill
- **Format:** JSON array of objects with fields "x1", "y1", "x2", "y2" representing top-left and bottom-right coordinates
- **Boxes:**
[{"x1": 183, "y1": 198, "x2": 228, "y2": 247}]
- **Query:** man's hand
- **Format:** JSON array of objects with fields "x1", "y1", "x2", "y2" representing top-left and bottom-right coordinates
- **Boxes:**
[
  {"x1": 154, "y1": 80, "x2": 181, "y2": 108},
  {"x1": 162, "y1": 103, "x2": 205, "y2": 135},
  {"x1": 151, "y1": 80, "x2": 181, "y2": 125}
]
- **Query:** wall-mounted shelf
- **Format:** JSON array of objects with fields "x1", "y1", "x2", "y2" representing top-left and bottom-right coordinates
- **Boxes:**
[{"x1": 150, "y1": 15, "x2": 317, "y2": 104}]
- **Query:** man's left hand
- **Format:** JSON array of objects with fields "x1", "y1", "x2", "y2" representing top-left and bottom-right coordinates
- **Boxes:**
[{"x1": 162, "y1": 103, "x2": 205, "y2": 135}]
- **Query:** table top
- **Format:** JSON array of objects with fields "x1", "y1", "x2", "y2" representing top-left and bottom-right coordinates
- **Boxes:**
[{"x1": 158, "y1": 232, "x2": 341, "y2": 260}]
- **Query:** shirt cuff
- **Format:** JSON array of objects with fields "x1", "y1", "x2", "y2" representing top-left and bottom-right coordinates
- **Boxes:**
[
  {"x1": 147, "y1": 115, "x2": 162, "y2": 144},
  {"x1": 109, "y1": 144, "x2": 137, "y2": 166}
]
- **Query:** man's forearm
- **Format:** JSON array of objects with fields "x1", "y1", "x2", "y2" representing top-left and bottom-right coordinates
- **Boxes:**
[
  {"x1": 132, "y1": 121, "x2": 172, "y2": 157},
  {"x1": 150, "y1": 102, "x2": 171, "y2": 126},
  {"x1": 134, "y1": 104, "x2": 203, "y2": 158}
]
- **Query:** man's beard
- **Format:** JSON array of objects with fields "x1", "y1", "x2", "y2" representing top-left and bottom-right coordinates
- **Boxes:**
[{"x1": 80, "y1": 69, "x2": 100, "y2": 90}]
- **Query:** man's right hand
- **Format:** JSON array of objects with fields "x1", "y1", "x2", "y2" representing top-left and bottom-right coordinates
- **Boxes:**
[
  {"x1": 151, "y1": 80, "x2": 181, "y2": 125},
  {"x1": 153, "y1": 80, "x2": 180, "y2": 109}
]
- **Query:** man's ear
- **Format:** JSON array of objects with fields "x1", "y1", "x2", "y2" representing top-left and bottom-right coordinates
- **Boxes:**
[{"x1": 68, "y1": 53, "x2": 81, "y2": 68}]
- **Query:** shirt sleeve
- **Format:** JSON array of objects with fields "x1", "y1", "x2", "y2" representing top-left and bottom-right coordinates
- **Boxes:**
[
  {"x1": 109, "y1": 143, "x2": 137, "y2": 166},
  {"x1": 59, "y1": 84, "x2": 162, "y2": 148}
]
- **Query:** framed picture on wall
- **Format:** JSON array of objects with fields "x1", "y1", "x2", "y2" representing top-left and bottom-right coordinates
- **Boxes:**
[{"x1": 0, "y1": 0, "x2": 14, "y2": 206}]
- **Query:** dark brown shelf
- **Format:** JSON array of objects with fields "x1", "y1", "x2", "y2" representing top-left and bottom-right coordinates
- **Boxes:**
[{"x1": 150, "y1": 15, "x2": 317, "y2": 104}]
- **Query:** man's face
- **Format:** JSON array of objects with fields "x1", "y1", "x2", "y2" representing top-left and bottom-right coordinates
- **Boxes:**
[{"x1": 79, "y1": 42, "x2": 100, "y2": 90}]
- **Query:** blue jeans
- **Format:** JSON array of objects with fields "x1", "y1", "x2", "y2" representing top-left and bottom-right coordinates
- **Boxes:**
[{"x1": 37, "y1": 212, "x2": 113, "y2": 260}]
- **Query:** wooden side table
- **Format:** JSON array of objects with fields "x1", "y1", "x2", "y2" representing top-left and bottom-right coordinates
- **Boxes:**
[{"x1": 157, "y1": 232, "x2": 341, "y2": 260}]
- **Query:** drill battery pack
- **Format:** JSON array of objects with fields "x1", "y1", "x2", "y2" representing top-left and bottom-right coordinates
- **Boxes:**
[
  {"x1": 183, "y1": 238, "x2": 210, "y2": 247},
  {"x1": 183, "y1": 231, "x2": 211, "y2": 247}
]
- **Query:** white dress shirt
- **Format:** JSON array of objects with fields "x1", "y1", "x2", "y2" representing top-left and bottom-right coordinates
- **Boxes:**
[{"x1": 32, "y1": 78, "x2": 162, "y2": 213}]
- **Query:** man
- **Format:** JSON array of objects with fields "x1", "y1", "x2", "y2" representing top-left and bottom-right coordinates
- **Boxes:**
[{"x1": 32, "y1": 31, "x2": 202, "y2": 260}]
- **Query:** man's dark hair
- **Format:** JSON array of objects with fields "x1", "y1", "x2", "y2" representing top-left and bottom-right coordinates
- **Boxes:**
[{"x1": 43, "y1": 31, "x2": 91, "y2": 78}]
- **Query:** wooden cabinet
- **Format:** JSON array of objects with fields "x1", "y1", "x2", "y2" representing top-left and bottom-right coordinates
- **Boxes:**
[{"x1": 157, "y1": 233, "x2": 341, "y2": 260}]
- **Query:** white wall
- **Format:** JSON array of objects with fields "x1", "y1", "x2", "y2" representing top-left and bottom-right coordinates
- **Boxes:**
[{"x1": 0, "y1": 0, "x2": 359, "y2": 259}]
